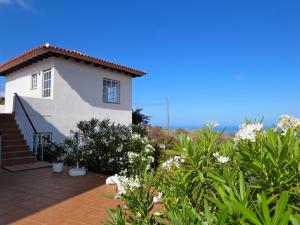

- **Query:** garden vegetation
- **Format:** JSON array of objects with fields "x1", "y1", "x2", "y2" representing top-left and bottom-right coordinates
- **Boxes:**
[{"x1": 104, "y1": 115, "x2": 300, "y2": 225}]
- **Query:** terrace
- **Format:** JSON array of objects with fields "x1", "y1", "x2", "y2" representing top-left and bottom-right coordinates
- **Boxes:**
[{"x1": 0, "y1": 167, "x2": 118, "y2": 225}]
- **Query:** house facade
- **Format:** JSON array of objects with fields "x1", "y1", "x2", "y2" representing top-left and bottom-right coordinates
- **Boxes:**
[{"x1": 0, "y1": 44, "x2": 145, "y2": 165}]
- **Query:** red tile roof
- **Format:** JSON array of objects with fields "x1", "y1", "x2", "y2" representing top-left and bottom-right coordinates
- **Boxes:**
[{"x1": 0, "y1": 43, "x2": 146, "y2": 77}]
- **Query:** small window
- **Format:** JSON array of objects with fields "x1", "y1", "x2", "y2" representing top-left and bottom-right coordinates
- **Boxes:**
[
  {"x1": 42, "y1": 69, "x2": 52, "y2": 98},
  {"x1": 31, "y1": 73, "x2": 37, "y2": 90},
  {"x1": 103, "y1": 78, "x2": 120, "y2": 103}
]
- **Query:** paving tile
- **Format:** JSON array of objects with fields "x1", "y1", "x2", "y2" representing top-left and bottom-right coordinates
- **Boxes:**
[{"x1": 0, "y1": 167, "x2": 118, "y2": 225}]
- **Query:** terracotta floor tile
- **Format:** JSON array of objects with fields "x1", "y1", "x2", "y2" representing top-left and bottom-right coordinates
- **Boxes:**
[{"x1": 0, "y1": 167, "x2": 118, "y2": 225}]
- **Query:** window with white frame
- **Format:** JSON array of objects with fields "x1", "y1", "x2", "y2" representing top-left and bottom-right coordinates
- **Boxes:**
[
  {"x1": 42, "y1": 69, "x2": 52, "y2": 98},
  {"x1": 103, "y1": 78, "x2": 120, "y2": 103},
  {"x1": 31, "y1": 73, "x2": 37, "y2": 90}
]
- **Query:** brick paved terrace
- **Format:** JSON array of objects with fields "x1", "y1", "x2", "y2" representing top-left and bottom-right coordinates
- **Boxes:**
[{"x1": 0, "y1": 167, "x2": 119, "y2": 225}]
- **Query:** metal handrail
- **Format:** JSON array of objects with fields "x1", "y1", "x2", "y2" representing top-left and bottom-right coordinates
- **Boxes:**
[
  {"x1": 14, "y1": 93, "x2": 38, "y2": 134},
  {"x1": 42, "y1": 136, "x2": 65, "y2": 152},
  {"x1": 13, "y1": 93, "x2": 62, "y2": 160}
]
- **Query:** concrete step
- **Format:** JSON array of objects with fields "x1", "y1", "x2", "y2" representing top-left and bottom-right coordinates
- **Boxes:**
[
  {"x1": 0, "y1": 124, "x2": 19, "y2": 129},
  {"x1": 1, "y1": 156, "x2": 35, "y2": 166},
  {"x1": 1, "y1": 151, "x2": 33, "y2": 159},
  {"x1": 1, "y1": 134, "x2": 25, "y2": 141},
  {"x1": 0, "y1": 129, "x2": 21, "y2": 135},
  {"x1": 0, "y1": 120, "x2": 17, "y2": 125},
  {"x1": 2, "y1": 138, "x2": 27, "y2": 146},
  {"x1": 0, "y1": 113, "x2": 36, "y2": 167},
  {"x1": 2, "y1": 145, "x2": 30, "y2": 152},
  {"x1": 0, "y1": 114, "x2": 14, "y2": 119}
]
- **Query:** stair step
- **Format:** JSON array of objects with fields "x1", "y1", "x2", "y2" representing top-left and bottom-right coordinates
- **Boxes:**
[
  {"x1": 2, "y1": 139, "x2": 27, "y2": 146},
  {"x1": 1, "y1": 156, "x2": 35, "y2": 166},
  {"x1": 1, "y1": 151, "x2": 33, "y2": 159},
  {"x1": 0, "y1": 120, "x2": 17, "y2": 125},
  {"x1": 0, "y1": 113, "x2": 36, "y2": 167},
  {"x1": 0, "y1": 114, "x2": 14, "y2": 119},
  {"x1": 1, "y1": 134, "x2": 25, "y2": 142},
  {"x1": 0, "y1": 124, "x2": 19, "y2": 129},
  {"x1": 0, "y1": 129, "x2": 21, "y2": 135},
  {"x1": 2, "y1": 145, "x2": 30, "y2": 152}
]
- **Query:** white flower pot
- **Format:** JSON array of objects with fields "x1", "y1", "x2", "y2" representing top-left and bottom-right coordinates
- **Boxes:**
[
  {"x1": 52, "y1": 162, "x2": 64, "y2": 173},
  {"x1": 69, "y1": 167, "x2": 86, "y2": 176}
]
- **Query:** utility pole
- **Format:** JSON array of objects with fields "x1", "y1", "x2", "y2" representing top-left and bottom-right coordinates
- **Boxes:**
[{"x1": 167, "y1": 98, "x2": 170, "y2": 136}]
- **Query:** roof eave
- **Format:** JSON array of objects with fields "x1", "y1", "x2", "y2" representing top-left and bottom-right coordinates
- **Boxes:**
[{"x1": 0, "y1": 45, "x2": 146, "y2": 77}]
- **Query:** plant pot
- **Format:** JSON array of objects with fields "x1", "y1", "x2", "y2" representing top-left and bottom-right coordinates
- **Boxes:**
[
  {"x1": 69, "y1": 167, "x2": 86, "y2": 176},
  {"x1": 52, "y1": 162, "x2": 64, "y2": 173}
]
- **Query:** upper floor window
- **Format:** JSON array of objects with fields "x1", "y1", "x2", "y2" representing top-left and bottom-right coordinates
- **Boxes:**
[
  {"x1": 103, "y1": 78, "x2": 120, "y2": 104},
  {"x1": 42, "y1": 69, "x2": 52, "y2": 98},
  {"x1": 31, "y1": 73, "x2": 37, "y2": 90}
]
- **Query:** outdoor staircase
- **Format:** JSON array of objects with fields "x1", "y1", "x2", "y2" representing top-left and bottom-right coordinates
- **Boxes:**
[{"x1": 0, "y1": 113, "x2": 35, "y2": 166}]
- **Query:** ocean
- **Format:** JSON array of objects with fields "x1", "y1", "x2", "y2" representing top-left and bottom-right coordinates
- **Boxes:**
[{"x1": 169, "y1": 125, "x2": 239, "y2": 134}]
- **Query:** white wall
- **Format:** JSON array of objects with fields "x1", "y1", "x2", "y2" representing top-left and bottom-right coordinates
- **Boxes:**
[
  {"x1": 4, "y1": 57, "x2": 133, "y2": 145},
  {"x1": 0, "y1": 105, "x2": 4, "y2": 113},
  {"x1": 5, "y1": 58, "x2": 55, "y2": 112}
]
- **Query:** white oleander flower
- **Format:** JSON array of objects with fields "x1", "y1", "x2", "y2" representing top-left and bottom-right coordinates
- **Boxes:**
[
  {"x1": 277, "y1": 114, "x2": 300, "y2": 135},
  {"x1": 132, "y1": 133, "x2": 141, "y2": 139},
  {"x1": 147, "y1": 156, "x2": 154, "y2": 163},
  {"x1": 107, "y1": 174, "x2": 141, "y2": 197},
  {"x1": 116, "y1": 146, "x2": 122, "y2": 152},
  {"x1": 159, "y1": 143, "x2": 166, "y2": 149},
  {"x1": 153, "y1": 192, "x2": 162, "y2": 203},
  {"x1": 153, "y1": 211, "x2": 162, "y2": 216},
  {"x1": 145, "y1": 144, "x2": 155, "y2": 153},
  {"x1": 213, "y1": 151, "x2": 230, "y2": 164},
  {"x1": 217, "y1": 156, "x2": 230, "y2": 164},
  {"x1": 234, "y1": 123, "x2": 263, "y2": 142},
  {"x1": 145, "y1": 164, "x2": 151, "y2": 171},
  {"x1": 128, "y1": 152, "x2": 139, "y2": 163},
  {"x1": 205, "y1": 120, "x2": 220, "y2": 129},
  {"x1": 212, "y1": 152, "x2": 219, "y2": 157},
  {"x1": 161, "y1": 155, "x2": 185, "y2": 170}
]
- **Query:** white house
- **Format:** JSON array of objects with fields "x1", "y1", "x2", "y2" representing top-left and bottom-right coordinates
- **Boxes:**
[{"x1": 0, "y1": 43, "x2": 145, "y2": 166}]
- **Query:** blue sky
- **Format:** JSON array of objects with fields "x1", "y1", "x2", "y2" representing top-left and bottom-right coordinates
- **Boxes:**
[{"x1": 0, "y1": 0, "x2": 300, "y2": 128}]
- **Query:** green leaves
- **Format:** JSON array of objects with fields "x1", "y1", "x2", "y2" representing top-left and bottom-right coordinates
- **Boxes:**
[
  {"x1": 230, "y1": 192, "x2": 294, "y2": 225},
  {"x1": 105, "y1": 121, "x2": 300, "y2": 225}
]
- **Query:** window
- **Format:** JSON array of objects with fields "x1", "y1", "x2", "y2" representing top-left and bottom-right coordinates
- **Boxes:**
[
  {"x1": 103, "y1": 78, "x2": 120, "y2": 103},
  {"x1": 31, "y1": 73, "x2": 37, "y2": 89},
  {"x1": 42, "y1": 69, "x2": 52, "y2": 98}
]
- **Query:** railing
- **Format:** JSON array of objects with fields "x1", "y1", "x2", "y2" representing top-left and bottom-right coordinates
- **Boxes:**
[
  {"x1": 13, "y1": 93, "x2": 60, "y2": 160},
  {"x1": 33, "y1": 132, "x2": 52, "y2": 161},
  {"x1": 14, "y1": 93, "x2": 37, "y2": 154}
]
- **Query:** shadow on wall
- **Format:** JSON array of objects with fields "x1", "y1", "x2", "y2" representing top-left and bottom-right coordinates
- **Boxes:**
[{"x1": 14, "y1": 96, "x2": 65, "y2": 149}]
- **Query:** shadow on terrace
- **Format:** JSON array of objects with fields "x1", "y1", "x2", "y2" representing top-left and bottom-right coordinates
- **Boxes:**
[{"x1": 0, "y1": 167, "x2": 118, "y2": 225}]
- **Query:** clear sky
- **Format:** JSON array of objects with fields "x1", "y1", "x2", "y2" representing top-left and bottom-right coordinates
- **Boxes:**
[{"x1": 0, "y1": 0, "x2": 299, "y2": 128}]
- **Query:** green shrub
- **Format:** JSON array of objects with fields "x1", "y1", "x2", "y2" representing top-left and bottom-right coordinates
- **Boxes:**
[
  {"x1": 65, "y1": 118, "x2": 132, "y2": 175},
  {"x1": 107, "y1": 117, "x2": 300, "y2": 225}
]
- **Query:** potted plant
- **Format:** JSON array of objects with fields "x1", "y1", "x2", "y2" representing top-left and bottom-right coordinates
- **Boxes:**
[
  {"x1": 47, "y1": 144, "x2": 66, "y2": 173},
  {"x1": 65, "y1": 132, "x2": 87, "y2": 176}
]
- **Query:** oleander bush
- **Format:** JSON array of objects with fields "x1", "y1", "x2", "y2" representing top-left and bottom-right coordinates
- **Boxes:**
[
  {"x1": 65, "y1": 118, "x2": 132, "y2": 174},
  {"x1": 64, "y1": 118, "x2": 159, "y2": 175},
  {"x1": 106, "y1": 115, "x2": 300, "y2": 225}
]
